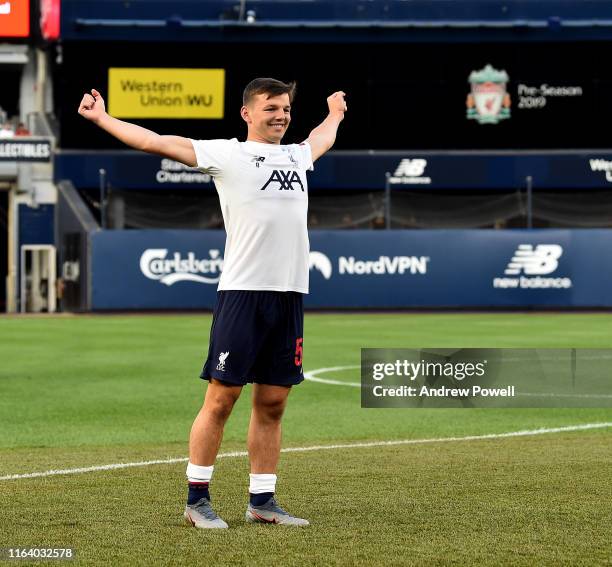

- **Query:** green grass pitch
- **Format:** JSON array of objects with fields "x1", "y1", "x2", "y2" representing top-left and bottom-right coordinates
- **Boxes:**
[{"x1": 1, "y1": 313, "x2": 611, "y2": 566}]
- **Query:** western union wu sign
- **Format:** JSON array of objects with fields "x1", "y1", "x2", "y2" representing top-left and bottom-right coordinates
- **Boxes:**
[{"x1": 108, "y1": 68, "x2": 225, "y2": 119}]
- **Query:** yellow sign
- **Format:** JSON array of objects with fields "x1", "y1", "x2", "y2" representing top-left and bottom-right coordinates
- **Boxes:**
[{"x1": 108, "y1": 68, "x2": 225, "y2": 119}]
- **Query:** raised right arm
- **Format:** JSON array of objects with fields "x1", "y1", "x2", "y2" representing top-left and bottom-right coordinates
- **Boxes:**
[{"x1": 77, "y1": 88, "x2": 197, "y2": 167}]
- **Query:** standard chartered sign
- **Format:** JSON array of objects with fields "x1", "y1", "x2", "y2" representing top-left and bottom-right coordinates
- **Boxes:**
[{"x1": 156, "y1": 159, "x2": 212, "y2": 185}]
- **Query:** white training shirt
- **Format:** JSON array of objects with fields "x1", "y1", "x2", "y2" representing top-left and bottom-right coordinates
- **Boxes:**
[{"x1": 190, "y1": 138, "x2": 313, "y2": 293}]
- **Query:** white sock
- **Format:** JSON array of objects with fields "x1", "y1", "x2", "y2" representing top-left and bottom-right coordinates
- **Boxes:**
[
  {"x1": 249, "y1": 473, "x2": 277, "y2": 494},
  {"x1": 186, "y1": 462, "x2": 214, "y2": 483}
]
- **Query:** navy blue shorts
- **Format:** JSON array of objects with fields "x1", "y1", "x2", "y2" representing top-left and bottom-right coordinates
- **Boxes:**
[{"x1": 201, "y1": 291, "x2": 304, "y2": 387}]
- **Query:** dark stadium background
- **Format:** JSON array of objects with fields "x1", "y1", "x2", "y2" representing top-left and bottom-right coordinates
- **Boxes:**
[{"x1": 55, "y1": 41, "x2": 612, "y2": 150}]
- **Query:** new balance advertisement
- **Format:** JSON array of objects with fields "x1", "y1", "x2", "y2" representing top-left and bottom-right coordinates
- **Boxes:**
[{"x1": 91, "y1": 229, "x2": 612, "y2": 310}]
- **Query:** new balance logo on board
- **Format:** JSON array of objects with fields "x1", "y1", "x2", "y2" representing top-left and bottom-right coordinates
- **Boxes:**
[
  {"x1": 394, "y1": 159, "x2": 427, "y2": 178},
  {"x1": 389, "y1": 159, "x2": 431, "y2": 185},
  {"x1": 504, "y1": 244, "x2": 562, "y2": 275},
  {"x1": 493, "y1": 244, "x2": 572, "y2": 289}
]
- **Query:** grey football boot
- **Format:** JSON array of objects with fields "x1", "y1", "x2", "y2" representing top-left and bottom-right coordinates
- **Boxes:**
[
  {"x1": 184, "y1": 497, "x2": 229, "y2": 529},
  {"x1": 245, "y1": 497, "x2": 310, "y2": 526}
]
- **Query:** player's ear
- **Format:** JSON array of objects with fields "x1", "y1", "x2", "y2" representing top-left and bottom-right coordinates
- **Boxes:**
[{"x1": 240, "y1": 105, "x2": 251, "y2": 124}]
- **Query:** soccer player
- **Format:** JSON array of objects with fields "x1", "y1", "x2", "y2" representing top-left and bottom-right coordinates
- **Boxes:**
[{"x1": 78, "y1": 78, "x2": 347, "y2": 528}]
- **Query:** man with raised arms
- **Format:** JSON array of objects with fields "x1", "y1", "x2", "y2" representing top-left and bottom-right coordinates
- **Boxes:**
[{"x1": 78, "y1": 78, "x2": 347, "y2": 528}]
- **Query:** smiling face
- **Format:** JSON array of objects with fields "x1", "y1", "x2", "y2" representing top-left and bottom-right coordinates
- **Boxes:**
[{"x1": 241, "y1": 92, "x2": 292, "y2": 144}]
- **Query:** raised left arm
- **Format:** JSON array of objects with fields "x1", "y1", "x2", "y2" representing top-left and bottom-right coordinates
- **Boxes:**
[{"x1": 305, "y1": 91, "x2": 347, "y2": 162}]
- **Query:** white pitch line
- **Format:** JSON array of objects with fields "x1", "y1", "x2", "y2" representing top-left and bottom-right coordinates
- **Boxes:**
[
  {"x1": 1, "y1": 422, "x2": 610, "y2": 481},
  {"x1": 303, "y1": 365, "x2": 361, "y2": 386}
]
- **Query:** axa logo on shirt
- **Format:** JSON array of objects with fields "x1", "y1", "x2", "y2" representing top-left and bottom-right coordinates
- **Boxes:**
[
  {"x1": 389, "y1": 159, "x2": 432, "y2": 185},
  {"x1": 140, "y1": 249, "x2": 223, "y2": 285},
  {"x1": 493, "y1": 244, "x2": 572, "y2": 289},
  {"x1": 260, "y1": 170, "x2": 305, "y2": 191},
  {"x1": 309, "y1": 251, "x2": 429, "y2": 278}
]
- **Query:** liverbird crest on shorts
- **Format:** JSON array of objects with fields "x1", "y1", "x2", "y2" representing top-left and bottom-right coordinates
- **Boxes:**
[{"x1": 216, "y1": 351, "x2": 229, "y2": 371}]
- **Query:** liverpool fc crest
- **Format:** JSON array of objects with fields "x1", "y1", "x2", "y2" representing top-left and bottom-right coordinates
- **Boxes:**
[{"x1": 466, "y1": 64, "x2": 511, "y2": 124}]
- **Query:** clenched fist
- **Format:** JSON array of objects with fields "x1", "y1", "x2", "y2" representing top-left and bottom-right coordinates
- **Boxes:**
[
  {"x1": 327, "y1": 91, "x2": 347, "y2": 118},
  {"x1": 77, "y1": 88, "x2": 106, "y2": 123}
]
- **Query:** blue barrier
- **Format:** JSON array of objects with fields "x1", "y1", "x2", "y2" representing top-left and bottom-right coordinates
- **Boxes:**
[
  {"x1": 56, "y1": 150, "x2": 612, "y2": 191},
  {"x1": 91, "y1": 229, "x2": 612, "y2": 310}
]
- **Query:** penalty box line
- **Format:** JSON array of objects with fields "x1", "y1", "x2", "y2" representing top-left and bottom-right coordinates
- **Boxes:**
[{"x1": 1, "y1": 422, "x2": 611, "y2": 481}]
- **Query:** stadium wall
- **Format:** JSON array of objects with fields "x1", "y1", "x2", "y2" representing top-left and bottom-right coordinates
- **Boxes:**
[
  {"x1": 55, "y1": 150, "x2": 612, "y2": 190},
  {"x1": 90, "y1": 229, "x2": 610, "y2": 310}
]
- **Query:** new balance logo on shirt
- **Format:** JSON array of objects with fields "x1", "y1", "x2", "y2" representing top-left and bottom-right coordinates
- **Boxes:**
[{"x1": 260, "y1": 170, "x2": 305, "y2": 192}]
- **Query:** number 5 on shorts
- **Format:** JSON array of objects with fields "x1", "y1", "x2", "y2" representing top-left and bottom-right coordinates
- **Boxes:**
[{"x1": 294, "y1": 338, "x2": 303, "y2": 366}]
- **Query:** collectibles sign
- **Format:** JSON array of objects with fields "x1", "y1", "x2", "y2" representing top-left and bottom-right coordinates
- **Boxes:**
[
  {"x1": 0, "y1": 139, "x2": 51, "y2": 161},
  {"x1": 108, "y1": 68, "x2": 225, "y2": 119},
  {"x1": 90, "y1": 229, "x2": 612, "y2": 310}
]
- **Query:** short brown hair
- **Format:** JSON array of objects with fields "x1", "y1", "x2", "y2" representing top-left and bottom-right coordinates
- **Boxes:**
[{"x1": 242, "y1": 78, "x2": 296, "y2": 106}]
